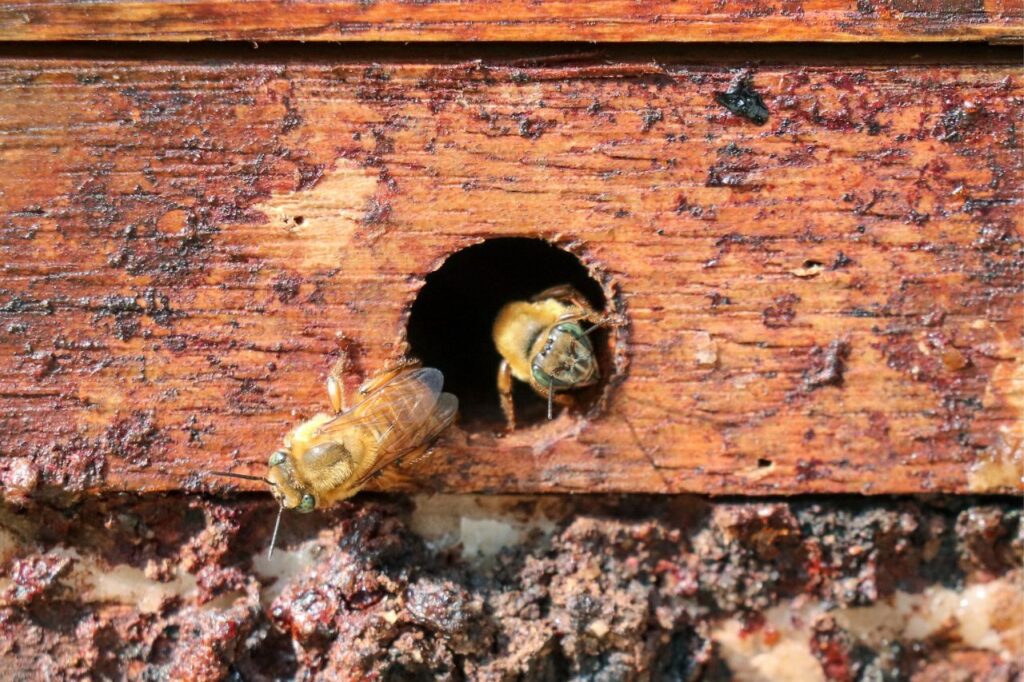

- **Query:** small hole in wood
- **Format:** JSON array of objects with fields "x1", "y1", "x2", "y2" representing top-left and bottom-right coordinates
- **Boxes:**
[
  {"x1": 757, "y1": 458, "x2": 772, "y2": 468},
  {"x1": 293, "y1": 216, "x2": 305, "y2": 226},
  {"x1": 407, "y1": 238, "x2": 610, "y2": 430},
  {"x1": 791, "y1": 259, "x2": 824, "y2": 278}
]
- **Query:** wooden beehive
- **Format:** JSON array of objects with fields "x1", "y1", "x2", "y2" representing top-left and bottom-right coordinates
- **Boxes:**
[
  {"x1": 0, "y1": 6, "x2": 1022, "y2": 682},
  {"x1": 0, "y1": 7, "x2": 1020, "y2": 505}
]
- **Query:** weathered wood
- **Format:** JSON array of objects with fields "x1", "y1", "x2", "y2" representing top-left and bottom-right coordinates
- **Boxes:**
[
  {"x1": 0, "y1": 0, "x2": 1021, "y2": 43},
  {"x1": 0, "y1": 57, "x2": 1020, "y2": 499}
]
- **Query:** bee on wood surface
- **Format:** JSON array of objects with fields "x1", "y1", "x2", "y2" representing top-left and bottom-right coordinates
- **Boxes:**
[
  {"x1": 213, "y1": 359, "x2": 457, "y2": 556},
  {"x1": 493, "y1": 285, "x2": 614, "y2": 429}
]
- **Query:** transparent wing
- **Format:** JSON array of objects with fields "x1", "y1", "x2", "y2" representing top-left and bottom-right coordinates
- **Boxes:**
[
  {"x1": 316, "y1": 367, "x2": 444, "y2": 446},
  {"x1": 353, "y1": 391, "x2": 458, "y2": 486},
  {"x1": 315, "y1": 367, "x2": 455, "y2": 481}
]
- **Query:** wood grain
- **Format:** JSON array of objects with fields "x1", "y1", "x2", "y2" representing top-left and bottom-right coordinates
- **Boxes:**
[
  {"x1": 0, "y1": 57, "x2": 1020, "y2": 500},
  {"x1": 0, "y1": 0, "x2": 1021, "y2": 43}
]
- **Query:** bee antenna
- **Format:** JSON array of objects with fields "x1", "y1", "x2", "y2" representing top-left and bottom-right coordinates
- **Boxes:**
[
  {"x1": 207, "y1": 470, "x2": 274, "y2": 486},
  {"x1": 267, "y1": 505, "x2": 284, "y2": 559},
  {"x1": 579, "y1": 319, "x2": 610, "y2": 338},
  {"x1": 547, "y1": 385, "x2": 554, "y2": 420}
]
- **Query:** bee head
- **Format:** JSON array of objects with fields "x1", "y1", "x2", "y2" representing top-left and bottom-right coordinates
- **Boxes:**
[
  {"x1": 267, "y1": 449, "x2": 317, "y2": 513},
  {"x1": 531, "y1": 322, "x2": 599, "y2": 391}
]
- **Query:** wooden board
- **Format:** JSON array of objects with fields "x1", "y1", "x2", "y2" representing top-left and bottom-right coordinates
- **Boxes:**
[
  {"x1": 0, "y1": 0, "x2": 1021, "y2": 43},
  {"x1": 0, "y1": 56, "x2": 1020, "y2": 500}
]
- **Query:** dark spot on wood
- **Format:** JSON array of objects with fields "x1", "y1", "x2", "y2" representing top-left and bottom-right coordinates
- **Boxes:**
[
  {"x1": 640, "y1": 107, "x2": 663, "y2": 132},
  {"x1": 708, "y1": 292, "x2": 732, "y2": 308},
  {"x1": 104, "y1": 410, "x2": 163, "y2": 467},
  {"x1": 843, "y1": 307, "x2": 880, "y2": 318},
  {"x1": 182, "y1": 414, "x2": 212, "y2": 447},
  {"x1": 281, "y1": 97, "x2": 303, "y2": 133},
  {"x1": 515, "y1": 114, "x2": 547, "y2": 140},
  {"x1": 803, "y1": 340, "x2": 851, "y2": 391},
  {"x1": 762, "y1": 294, "x2": 800, "y2": 328},
  {"x1": 706, "y1": 143, "x2": 761, "y2": 189},
  {"x1": 273, "y1": 275, "x2": 301, "y2": 304},
  {"x1": 94, "y1": 289, "x2": 179, "y2": 341},
  {"x1": 33, "y1": 352, "x2": 59, "y2": 379},
  {"x1": 362, "y1": 198, "x2": 392, "y2": 226},
  {"x1": 0, "y1": 296, "x2": 54, "y2": 316},
  {"x1": 296, "y1": 163, "x2": 326, "y2": 191},
  {"x1": 714, "y1": 78, "x2": 769, "y2": 125},
  {"x1": 109, "y1": 207, "x2": 221, "y2": 283},
  {"x1": 831, "y1": 252, "x2": 853, "y2": 270},
  {"x1": 363, "y1": 65, "x2": 392, "y2": 82}
]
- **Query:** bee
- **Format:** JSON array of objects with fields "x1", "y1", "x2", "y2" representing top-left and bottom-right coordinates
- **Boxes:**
[
  {"x1": 213, "y1": 359, "x2": 457, "y2": 556},
  {"x1": 493, "y1": 285, "x2": 613, "y2": 429}
]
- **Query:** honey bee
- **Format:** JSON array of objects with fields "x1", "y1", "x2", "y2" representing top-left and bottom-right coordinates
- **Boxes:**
[
  {"x1": 493, "y1": 285, "x2": 614, "y2": 429},
  {"x1": 213, "y1": 359, "x2": 457, "y2": 556}
]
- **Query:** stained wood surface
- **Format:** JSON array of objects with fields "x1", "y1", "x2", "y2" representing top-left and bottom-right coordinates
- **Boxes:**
[
  {"x1": 0, "y1": 56, "x2": 1021, "y2": 499},
  {"x1": 0, "y1": 0, "x2": 1021, "y2": 43}
]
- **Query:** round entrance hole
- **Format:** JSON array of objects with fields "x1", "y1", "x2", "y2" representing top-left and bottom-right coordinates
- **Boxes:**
[{"x1": 407, "y1": 238, "x2": 613, "y2": 430}]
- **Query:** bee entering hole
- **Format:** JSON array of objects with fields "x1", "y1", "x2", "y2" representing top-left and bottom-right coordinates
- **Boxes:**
[{"x1": 407, "y1": 238, "x2": 614, "y2": 431}]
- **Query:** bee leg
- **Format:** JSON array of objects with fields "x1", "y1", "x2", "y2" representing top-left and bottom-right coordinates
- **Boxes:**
[
  {"x1": 497, "y1": 359, "x2": 516, "y2": 431},
  {"x1": 557, "y1": 310, "x2": 625, "y2": 335},
  {"x1": 531, "y1": 284, "x2": 586, "y2": 305},
  {"x1": 541, "y1": 285, "x2": 608, "y2": 320},
  {"x1": 596, "y1": 312, "x2": 628, "y2": 328},
  {"x1": 326, "y1": 355, "x2": 349, "y2": 413},
  {"x1": 551, "y1": 392, "x2": 576, "y2": 418},
  {"x1": 358, "y1": 358, "x2": 422, "y2": 396}
]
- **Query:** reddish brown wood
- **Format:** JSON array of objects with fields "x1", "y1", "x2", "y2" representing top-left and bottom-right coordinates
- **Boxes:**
[
  {"x1": 0, "y1": 58, "x2": 1020, "y2": 500},
  {"x1": 0, "y1": 0, "x2": 1020, "y2": 43}
]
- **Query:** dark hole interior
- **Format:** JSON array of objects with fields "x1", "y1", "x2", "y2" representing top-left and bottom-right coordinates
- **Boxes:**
[{"x1": 407, "y1": 238, "x2": 607, "y2": 429}]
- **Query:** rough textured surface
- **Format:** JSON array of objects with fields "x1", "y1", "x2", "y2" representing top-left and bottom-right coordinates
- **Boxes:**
[
  {"x1": 2, "y1": 6, "x2": 1020, "y2": 681},
  {"x1": 0, "y1": 0, "x2": 1021, "y2": 43},
  {"x1": 0, "y1": 55, "x2": 1021, "y2": 498},
  {"x1": 0, "y1": 494, "x2": 1020, "y2": 681}
]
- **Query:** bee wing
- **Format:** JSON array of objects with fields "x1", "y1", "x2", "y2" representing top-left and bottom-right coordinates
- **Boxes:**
[
  {"x1": 353, "y1": 390, "x2": 458, "y2": 486},
  {"x1": 315, "y1": 367, "x2": 455, "y2": 481},
  {"x1": 316, "y1": 366, "x2": 443, "y2": 440}
]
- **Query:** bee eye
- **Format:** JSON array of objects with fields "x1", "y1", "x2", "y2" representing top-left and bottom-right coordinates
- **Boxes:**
[
  {"x1": 532, "y1": 366, "x2": 555, "y2": 388},
  {"x1": 269, "y1": 451, "x2": 287, "y2": 467},
  {"x1": 298, "y1": 494, "x2": 316, "y2": 513},
  {"x1": 556, "y1": 322, "x2": 585, "y2": 338}
]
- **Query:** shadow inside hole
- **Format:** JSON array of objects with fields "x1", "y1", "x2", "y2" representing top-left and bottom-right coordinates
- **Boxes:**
[{"x1": 407, "y1": 238, "x2": 609, "y2": 429}]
